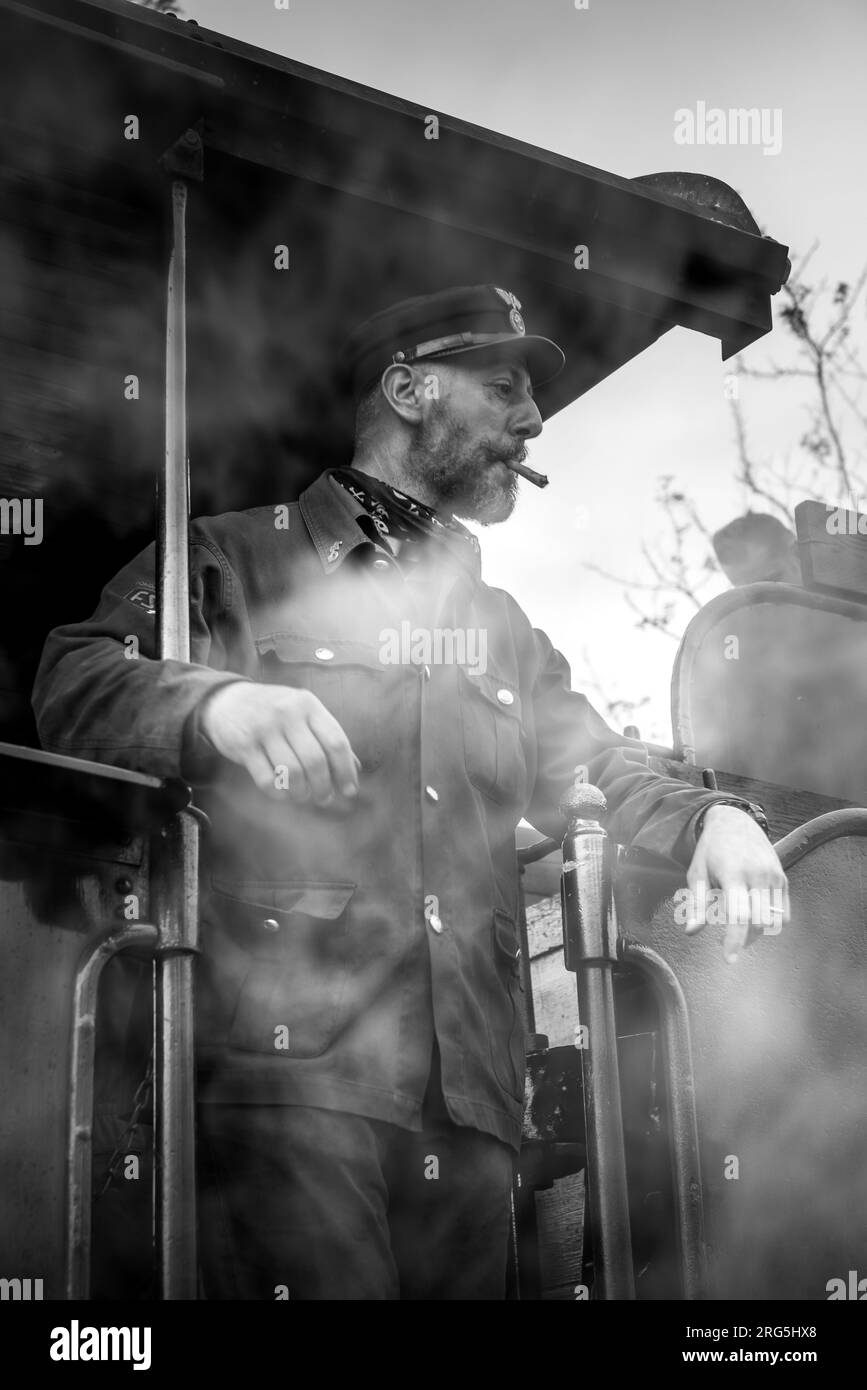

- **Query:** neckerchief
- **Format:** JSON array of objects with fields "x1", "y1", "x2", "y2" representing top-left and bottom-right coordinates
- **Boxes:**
[{"x1": 330, "y1": 467, "x2": 482, "y2": 567}]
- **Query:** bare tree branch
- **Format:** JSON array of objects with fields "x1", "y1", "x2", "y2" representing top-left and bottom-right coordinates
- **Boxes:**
[
  {"x1": 728, "y1": 395, "x2": 795, "y2": 522},
  {"x1": 598, "y1": 249, "x2": 867, "y2": 651}
]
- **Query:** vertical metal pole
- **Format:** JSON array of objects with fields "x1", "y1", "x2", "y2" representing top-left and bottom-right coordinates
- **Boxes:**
[
  {"x1": 560, "y1": 779, "x2": 635, "y2": 1300},
  {"x1": 160, "y1": 180, "x2": 193, "y2": 658},
  {"x1": 153, "y1": 175, "x2": 199, "y2": 1300}
]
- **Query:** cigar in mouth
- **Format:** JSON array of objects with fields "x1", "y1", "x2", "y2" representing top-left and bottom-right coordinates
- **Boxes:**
[{"x1": 503, "y1": 457, "x2": 549, "y2": 488}]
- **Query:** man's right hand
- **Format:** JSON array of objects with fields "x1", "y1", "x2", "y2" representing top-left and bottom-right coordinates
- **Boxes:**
[{"x1": 200, "y1": 682, "x2": 361, "y2": 807}]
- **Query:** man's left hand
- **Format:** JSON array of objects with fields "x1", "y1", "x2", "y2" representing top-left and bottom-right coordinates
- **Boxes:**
[{"x1": 685, "y1": 804, "x2": 790, "y2": 964}]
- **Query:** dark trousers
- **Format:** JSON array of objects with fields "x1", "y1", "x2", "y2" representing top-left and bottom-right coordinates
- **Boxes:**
[{"x1": 196, "y1": 1072, "x2": 515, "y2": 1300}]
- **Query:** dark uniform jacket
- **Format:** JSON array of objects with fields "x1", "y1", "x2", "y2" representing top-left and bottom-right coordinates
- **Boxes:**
[{"x1": 33, "y1": 469, "x2": 742, "y2": 1151}]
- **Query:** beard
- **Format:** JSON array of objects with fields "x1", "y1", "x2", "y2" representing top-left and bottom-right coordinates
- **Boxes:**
[{"x1": 401, "y1": 407, "x2": 525, "y2": 525}]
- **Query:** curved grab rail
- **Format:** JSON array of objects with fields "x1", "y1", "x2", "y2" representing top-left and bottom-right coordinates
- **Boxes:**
[
  {"x1": 773, "y1": 808, "x2": 867, "y2": 869},
  {"x1": 612, "y1": 807, "x2": 867, "y2": 1301},
  {"x1": 66, "y1": 922, "x2": 159, "y2": 1301},
  {"x1": 619, "y1": 937, "x2": 707, "y2": 1300}
]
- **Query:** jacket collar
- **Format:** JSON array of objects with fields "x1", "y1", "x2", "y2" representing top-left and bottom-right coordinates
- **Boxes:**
[
  {"x1": 298, "y1": 469, "x2": 482, "y2": 583},
  {"x1": 298, "y1": 470, "x2": 373, "y2": 575}
]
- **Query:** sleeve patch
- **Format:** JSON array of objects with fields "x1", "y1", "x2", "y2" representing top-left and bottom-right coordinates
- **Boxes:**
[{"x1": 124, "y1": 584, "x2": 156, "y2": 615}]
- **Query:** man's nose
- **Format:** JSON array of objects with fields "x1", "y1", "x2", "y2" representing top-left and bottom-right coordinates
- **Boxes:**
[{"x1": 513, "y1": 395, "x2": 543, "y2": 440}]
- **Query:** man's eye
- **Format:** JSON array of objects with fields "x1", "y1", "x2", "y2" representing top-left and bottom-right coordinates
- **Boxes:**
[{"x1": 492, "y1": 381, "x2": 512, "y2": 397}]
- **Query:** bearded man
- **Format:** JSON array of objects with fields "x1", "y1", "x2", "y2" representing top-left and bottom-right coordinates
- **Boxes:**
[{"x1": 32, "y1": 284, "x2": 787, "y2": 1300}]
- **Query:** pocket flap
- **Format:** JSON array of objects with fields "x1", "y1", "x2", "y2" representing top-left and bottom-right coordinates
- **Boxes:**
[
  {"x1": 255, "y1": 633, "x2": 385, "y2": 671},
  {"x1": 492, "y1": 908, "x2": 522, "y2": 971},
  {"x1": 211, "y1": 879, "x2": 357, "y2": 920},
  {"x1": 460, "y1": 667, "x2": 523, "y2": 722}
]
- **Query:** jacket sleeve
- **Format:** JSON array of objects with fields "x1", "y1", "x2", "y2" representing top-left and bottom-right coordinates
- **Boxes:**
[
  {"x1": 524, "y1": 626, "x2": 761, "y2": 871},
  {"x1": 31, "y1": 530, "x2": 251, "y2": 782}
]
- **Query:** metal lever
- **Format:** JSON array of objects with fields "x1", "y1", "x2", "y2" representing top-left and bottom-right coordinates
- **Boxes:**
[{"x1": 559, "y1": 777, "x2": 635, "y2": 1300}]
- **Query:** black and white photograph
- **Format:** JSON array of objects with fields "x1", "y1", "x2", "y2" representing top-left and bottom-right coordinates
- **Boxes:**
[{"x1": 1, "y1": 0, "x2": 866, "y2": 1353}]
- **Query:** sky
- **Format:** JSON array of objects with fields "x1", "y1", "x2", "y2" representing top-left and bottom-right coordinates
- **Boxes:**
[{"x1": 167, "y1": 0, "x2": 867, "y2": 742}]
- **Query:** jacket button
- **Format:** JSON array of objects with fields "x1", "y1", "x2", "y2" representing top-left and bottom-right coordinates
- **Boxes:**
[
  {"x1": 428, "y1": 913, "x2": 443, "y2": 934},
  {"x1": 372, "y1": 558, "x2": 390, "y2": 571},
  {"x1": 315, "y1": 647, "x2": 335, "y2": 661},
  {"x1": 425, "y1": 785, "x2": 439, "y2": 802},
  {"x1": 263, "y1": 918, "x2": 280, "y2": 932},
  {"x1": 496, "y1": 688, "x2": 515, "y2": 706}
]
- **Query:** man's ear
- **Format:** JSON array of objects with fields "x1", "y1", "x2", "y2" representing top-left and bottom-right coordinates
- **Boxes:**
[{"x1": 380, "y1": 362, "x2": 432, "y2": 425}]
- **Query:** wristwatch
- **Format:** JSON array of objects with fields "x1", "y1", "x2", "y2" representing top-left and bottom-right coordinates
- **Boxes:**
[{"x1": 693, "y1": 797, "x2": 771, "y2": 843}]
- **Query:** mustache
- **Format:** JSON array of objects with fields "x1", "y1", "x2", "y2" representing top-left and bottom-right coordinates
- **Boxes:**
[{"x1": 485, "y1": 442, "x2": 528, "y2": 465}]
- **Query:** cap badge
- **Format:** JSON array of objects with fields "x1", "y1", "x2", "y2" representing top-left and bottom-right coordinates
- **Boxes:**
[
  {"x1": 495, "y1": 287, "x2": 525, "y2": 335},
  {"x1": 495, "y1": 287, "x2": 521, "y2": 310}
]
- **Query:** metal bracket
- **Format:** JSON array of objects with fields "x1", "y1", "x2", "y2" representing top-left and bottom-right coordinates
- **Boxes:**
[{"x1": 159, "y1": 123, "x2": 205, "y2": 182}]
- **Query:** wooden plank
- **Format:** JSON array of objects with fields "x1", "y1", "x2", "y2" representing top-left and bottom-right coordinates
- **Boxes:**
[
  {"x1": 647, "y1": 757, "x2": 860, "y2": 840},
  {"x1": 535, "y1": 1176, "x2": 584, "y2": 1299},
  {"x1": 527, "y1": 898, "x2": 564, "y2": 963}
]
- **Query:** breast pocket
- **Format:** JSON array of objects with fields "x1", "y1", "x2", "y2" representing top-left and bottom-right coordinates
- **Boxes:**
[
  {"x1": 458, "y1": 667, "x2": 528, "y2": 805},
  {"x1": 208, "y1": 879, "x2": 357, "y2": 1058},
  {"x1": 254, "y1": 633, "x2": 389, "y2": 772}
]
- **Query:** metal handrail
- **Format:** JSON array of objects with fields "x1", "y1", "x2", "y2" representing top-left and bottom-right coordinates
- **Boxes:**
[
  {"x1": 66, "y1": 922, "x2": 159, "y2": 1301},
  {"x1": 618, "y1": 937, "x2": 707, "y2": 1300},
  {"x1": 774, "y1": 808, "x2": 867, "y2": 867},
  {"x1": 570, "y1": 804, "x2": 867, "y2": 1302}
]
